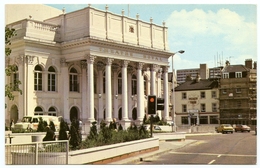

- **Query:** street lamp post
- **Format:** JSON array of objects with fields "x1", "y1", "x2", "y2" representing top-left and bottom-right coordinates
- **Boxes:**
[{"x1": 171, "y1": 50, "x2": 185, "y2": 132}]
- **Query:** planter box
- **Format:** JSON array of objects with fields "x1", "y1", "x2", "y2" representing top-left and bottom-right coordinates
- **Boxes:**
[
  {"x1": 69, "y1": 137, "x2": 159, "y2": 164},
  {"x1": 9, "y1": 137, "x2": 159, "y2": 165}
]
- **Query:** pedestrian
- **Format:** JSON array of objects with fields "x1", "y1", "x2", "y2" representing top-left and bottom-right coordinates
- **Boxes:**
[
  {"x1": 43, "y1": 126, "x2": 56, "y2": 141},
  {"x1": 10, "y1": 119, "x2": 14, "y2": 130}
]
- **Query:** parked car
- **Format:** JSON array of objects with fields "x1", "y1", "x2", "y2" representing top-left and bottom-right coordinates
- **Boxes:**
[
  {"x1": 14, "y1": 115, "x2": 62, "y2": 131},
  {"x1": 216, "y1": 124, "x2": 234, "y2": 134},
  {"x1": 234, "y1": 124, "x2": 251, "y2": 132}
]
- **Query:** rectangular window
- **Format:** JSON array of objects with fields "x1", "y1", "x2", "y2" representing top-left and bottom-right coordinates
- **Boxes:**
[
  {"x1": 201, "y1": 104, "x2": 206, "y2": 112},
  {"x1": 210, "y1": 116, "x2": 218, "y2": 124},
  {"x1": 223, "y1": 89, "x2": 227, "y2": 94},
  {"x1": 181, "y1": 117, "x2": 188, "y2": 125},
  {"x1": 237, "y1": 100, "x2": 242, "y2": 107},
  {"x1": 223, "y1": 73, "x2": 229, "y2": 79},
  {"x1": 182, "y1": 92, "x2": 187, "y2": 99},
  {"x1": 236, "y1": 88, "x2": 241, "y2": 93},
  {"x1": 235, "y1": 72, "x2": 242, "y2": 78},
  {"x1": 200, "y1": 92, "x2": 205, "y2": 99},
  {"x1": 199, "y1": 116, "x2": 208, "y2": 124},
  {"x1": 182, "y1": 104, "x2": 187, "y2": 113},
  {"x1": 211, "y1": 91, "x2": 216, "y2": 98},
  {"x1": 212, "y1": 103, "x2": 217, "y2": 112}
]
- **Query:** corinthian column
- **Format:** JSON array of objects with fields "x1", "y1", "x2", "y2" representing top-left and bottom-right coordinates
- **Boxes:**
[
  {"x1": 137, "y1": 62, "x2": 145, "y2": 121},
  {"x1": 150, "y1": 64, "x2": 158, "y2": 95},
  {"x1": 163, "y1": 66, "x2": 170, "y2": 121},
  {"x1": 122, "y1": 60, "x2": 129, "y2": 121},
  {"x1": 105, "y1": 58, "x2": 114, "y2": 122},
  {"x1": 87, "y1": 55, "x2": 96, "y2": 122}
]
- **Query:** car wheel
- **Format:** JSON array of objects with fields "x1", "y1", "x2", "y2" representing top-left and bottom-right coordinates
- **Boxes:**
[
  {"x1": 241, "y1": 130, "x2": 243, "y2": 132},
  {"x1": 248, "y1": 131, "x2": 250, "y2": 132},
  {"x1": 231, "y1": 131, "x2": 233, "y2": 134}
]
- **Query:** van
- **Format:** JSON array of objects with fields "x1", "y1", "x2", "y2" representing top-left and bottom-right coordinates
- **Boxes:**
[{"x1": 14, "y1": 115, "x2": 62, "y2": 131}]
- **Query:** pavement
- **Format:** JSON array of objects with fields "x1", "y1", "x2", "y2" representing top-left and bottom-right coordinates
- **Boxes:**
[{"x1": 109, "y1": 131, "x2": 220, "y2": 164}]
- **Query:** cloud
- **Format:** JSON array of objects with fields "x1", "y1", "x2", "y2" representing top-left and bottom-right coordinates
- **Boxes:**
[{"x1": 166, "y1": 8, "x2": 257, "y2": 70}]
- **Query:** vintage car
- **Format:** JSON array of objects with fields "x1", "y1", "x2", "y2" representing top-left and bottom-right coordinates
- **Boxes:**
[
  {"x1": 216, "y1": 124, "x2": 234, "y2": 134},
  {"x1": 234, "y1": 124, "x2": 251, "y2": 132},
  {"x1": 14, "y1": 115, "x2": 62, "y2": 131}
]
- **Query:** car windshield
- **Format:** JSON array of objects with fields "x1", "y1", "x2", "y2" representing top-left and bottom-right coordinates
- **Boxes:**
[{"x1": 22, "y1": 117, "x2": 32, "y2": 122}]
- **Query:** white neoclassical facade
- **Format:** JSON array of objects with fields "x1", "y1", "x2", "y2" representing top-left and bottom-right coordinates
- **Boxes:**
[{"x1": 5, "y1": 5, "x2": 174, "y2": 131}]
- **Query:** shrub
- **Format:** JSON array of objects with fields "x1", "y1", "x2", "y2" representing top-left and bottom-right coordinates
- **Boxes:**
[
  {"x1": 69, "y1": 118, "x2": 82, "y2": 150},
  {"x1": 49, "y1": 121, "x2": 56, "y2": 132},
  {"x1": 37, "y1": 117, "x2": 45, "y2": 132},
  {"x1": 58, "y1": 118, "x2": 68, "y2": 140}
]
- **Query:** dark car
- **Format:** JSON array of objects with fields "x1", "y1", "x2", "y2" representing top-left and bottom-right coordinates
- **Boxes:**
[{"x1": 234, "y1": 124, "x2": 251, "y2": 132}]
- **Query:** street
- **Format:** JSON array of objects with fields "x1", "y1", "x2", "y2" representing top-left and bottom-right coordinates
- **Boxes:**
[{"x1": 134, "y1": 132, "x2": 257, "y2": 165}]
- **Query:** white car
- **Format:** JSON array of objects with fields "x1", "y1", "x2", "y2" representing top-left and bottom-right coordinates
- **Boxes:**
[{"x1": 14, "y1": 115, "x2": 62, "y2": 131}]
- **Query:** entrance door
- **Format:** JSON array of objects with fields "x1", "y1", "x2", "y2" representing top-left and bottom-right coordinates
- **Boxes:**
[
  {"x1": 70, "y1": 106, "x2": 79, "y2": 122},
  {"x1": 10, "y1": 105, "x2": 18, "y2": 123}
]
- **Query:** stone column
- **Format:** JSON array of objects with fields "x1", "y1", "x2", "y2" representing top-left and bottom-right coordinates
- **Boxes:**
[
  {"x1": 25, "y1": 55, "x2": 35, "y2": 116},
  {"x1": 112, "y1": 64, "x2": 119, "y2": 120},
  {"x1": 122, "y1": 60, "x2": 130, "y2": 121},
  {"x1": 105, "y1": 58, "x2": 114, "y2": 122},
  {"x1": 150, "y1": 64, "x2": 157, "y2": 95},
  {"x1": 163, "y1": 66, "x2": 170, "y2": 121},
  {"x1": 157, "y1": 68, "x2": 162, "y2": 119},
  {"x1": 60, "y1": 58, "x2": 69, "y2": 122},
  {"x1": 81, "y1": 60, "x2": 87, "y2": 122},
  {"x1": 87, "y1": 55, "x2": 95, "y2": 123},
  {"x1": 137, "y1": 62, "x2": 145, "y2": 122},
  {"x1": 127, "y1": 66, "x2": 134, "y2": 120},
  {"x1": 97, "y1": 62, "x2": 104, "y2": 123}
]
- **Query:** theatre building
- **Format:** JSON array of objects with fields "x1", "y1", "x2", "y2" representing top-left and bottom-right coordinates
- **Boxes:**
[{"x1": 5, "y1": 5, "x2": 174, "y2": 131}]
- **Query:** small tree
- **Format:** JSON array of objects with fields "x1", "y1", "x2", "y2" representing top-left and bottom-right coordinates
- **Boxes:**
[
  {"x1": 59, "y1": 118, "x2": 68, "y2": 140},
  {"x1": 37, "y1": 117, "x2": 45, "y2": 132},
  {"x1": 49, "y1": 121, "x2": 56, "y2": 132},
  {"x1": 69, "y1": 118, "x2": 81, "y2": 149},
  {"x1": 87, "y1": 121, "x2": 98, "y2": 140}
]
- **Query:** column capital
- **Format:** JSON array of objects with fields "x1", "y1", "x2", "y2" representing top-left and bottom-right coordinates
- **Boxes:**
[
  {"x1": 150, "y1": 64, "x2": 158, "y2": 71},
  {"x1": 86, "y1": 55, "x2": 96, "y2": 64},
  {"x1": 60, "y1": 58, "x2": 67, "y2": 67},
  {"x1": 105, "y1": 58, "x2": 114, "y2": 65},
  {"x1": 81, "y1": 60, "x2": 87, "y2": 69},
  {"x1": 122, "y1": 60, "x2": 130, "y2": 68},
  {"x1": 16, "y1": 55, "x2": 24, "y2": 65},
  {"x1": 137, "y1": 62, "x2": 145, "y2": 70},
  {"x1": 162, "y1": 66, "x2": 169, "y2": 73},
  {"x1": 25, "y1": 55, "x2": 35, "y2": 65}
]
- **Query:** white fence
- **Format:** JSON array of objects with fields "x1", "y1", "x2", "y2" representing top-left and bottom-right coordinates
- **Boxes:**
[{"x1": 5, "y1": 140, "x2": 69, "y2": 165}]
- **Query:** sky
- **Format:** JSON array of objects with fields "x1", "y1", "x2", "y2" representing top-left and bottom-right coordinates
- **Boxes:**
[{"x1": 44, "y1": 1, "x2": 258, "y2": 72}]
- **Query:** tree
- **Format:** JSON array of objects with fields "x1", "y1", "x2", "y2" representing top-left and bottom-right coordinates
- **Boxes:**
[
  {"x1": 58, "y1": 118, "x2": 68, "y2": 140},
  {"x1": 5, "y1": 27, "x2": 22, "y2": 108},
  {"x1": 69, "y1": 118, "x2": 82, "y2": 149}
]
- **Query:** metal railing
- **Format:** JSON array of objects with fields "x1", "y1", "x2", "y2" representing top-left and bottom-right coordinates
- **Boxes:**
[{"x1": 5, "y1": 140, "x2": 69, "y2": 165}]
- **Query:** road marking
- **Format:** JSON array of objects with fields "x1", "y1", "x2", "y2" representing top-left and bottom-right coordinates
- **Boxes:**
[
  {"x1": 208, "y1": 160, "x2": 215, "y2": 164},
  {"x1": 170, "y1": 151, "x2": 256, "y2": 157}
]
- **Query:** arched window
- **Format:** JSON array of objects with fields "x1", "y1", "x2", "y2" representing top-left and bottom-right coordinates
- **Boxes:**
[
  {"x1": 34, "y1": 65, "x2": 42, "y2": 91},
  {"x1": 69, "y1": 67, "x2": 78, "y2": 92},
  {"x1": 118, "y1": 73, "x2": 122, "y2": 94},
  {"x1": 34, "y1": 106, "x2": 43, "y2": 115},
  {"x1": 48, "y1": 107, "x2": 57, "y2": 116},
  {"x1": 132, "y1": 108, "x2": 137, "y2": 120},
  {"x1": 132, "y1": 74, "x2": 137, "y2": 95},
  {"x1": 118, "y1": 108, "x2": 122, "y2": 120},
  {"x1": 48, "y1": 66, "x2": 56, "y2": 91},
  {"x1": 12, "y1": 65, "x2": 19, "y2": 91}
]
